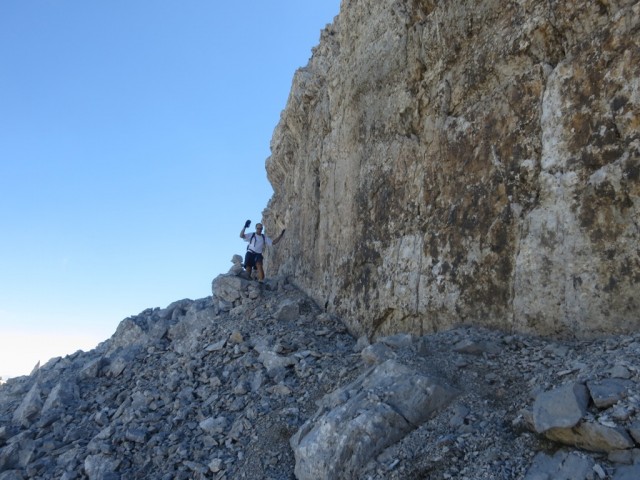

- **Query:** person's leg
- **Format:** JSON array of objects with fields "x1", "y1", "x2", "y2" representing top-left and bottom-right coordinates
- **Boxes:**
[
  {"x1": 244, "y1": 252, "x2": 254, "y2": 279},
  {"x1": 256, "y1": 259, "x2": 265, "y2": 281}
]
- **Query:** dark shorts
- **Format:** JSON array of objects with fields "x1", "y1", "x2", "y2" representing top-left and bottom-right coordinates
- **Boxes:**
[{"x1": 244, "y1": 251, "x2": 263, "y2": 268}]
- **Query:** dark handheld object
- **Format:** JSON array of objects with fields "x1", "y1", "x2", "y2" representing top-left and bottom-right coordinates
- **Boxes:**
[
  {"x1": 280, "y1": 229, "x2": 286, "y2": 236},
  {"x1": 244, "y1": 220, "x2": 251, "y2": 229}
]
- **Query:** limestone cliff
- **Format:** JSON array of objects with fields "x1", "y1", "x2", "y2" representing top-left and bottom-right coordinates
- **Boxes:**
[{"x1": 264, "y1": 0, "x2": 640, "y2": 338}]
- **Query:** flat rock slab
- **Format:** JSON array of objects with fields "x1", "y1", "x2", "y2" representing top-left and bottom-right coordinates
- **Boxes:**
[
  {"x1": 587, "y1": 379, "x2": 634, "y2": 408},
  {"x1": 523, "y1": 450, "x2": 594, "y2": 480},
  {"x1": 545, "y1": 422, "x2": 634, "y2": 453},
  {"x1": 290, "y1": 359, "x2": 459, "y2": 480}
]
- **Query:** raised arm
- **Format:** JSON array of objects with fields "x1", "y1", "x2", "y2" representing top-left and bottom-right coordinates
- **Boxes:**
[{"x1": 240, "y1": 219, "x2": 251, "y2": 239}]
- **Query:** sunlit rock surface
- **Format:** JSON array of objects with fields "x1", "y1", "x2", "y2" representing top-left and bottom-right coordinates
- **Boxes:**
[{"x1": 265, "y1": 0, "x2": 640, "y2": 338}]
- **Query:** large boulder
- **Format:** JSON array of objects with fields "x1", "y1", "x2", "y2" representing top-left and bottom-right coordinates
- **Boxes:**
[
  {"x1": 290, "y1": 359, "x2": 459, "y2": 480},
  {"x1": 531, "y1": 380, "x2": 637, "y2": 453},
  {"x1": 545, "y1": 422, "x2": 634, "y2": 453},
  {"x1": 532, "y1": 383, "x2": 590, "y2": 433},
  {"x1": 12, "y1": 383, "x2": 42, "y2": 428}
]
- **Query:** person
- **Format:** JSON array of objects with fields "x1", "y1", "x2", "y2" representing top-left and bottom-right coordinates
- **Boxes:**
[{"x1": 239, "y1": 220, "x2": 285, "y2": 282}]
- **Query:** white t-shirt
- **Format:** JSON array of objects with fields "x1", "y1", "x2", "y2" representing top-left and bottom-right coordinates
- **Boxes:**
[{"x1": 243, "y1": 232, "x2": 272, "y2": 254}]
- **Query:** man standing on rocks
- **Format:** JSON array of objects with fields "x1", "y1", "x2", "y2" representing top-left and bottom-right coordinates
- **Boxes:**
[{"x1": 240, "y1": 220, "x2": 284, "y2": 282}]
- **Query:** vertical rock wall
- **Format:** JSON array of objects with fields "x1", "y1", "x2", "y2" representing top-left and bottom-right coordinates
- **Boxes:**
[{"x1": 264, "y1": 0, "x2": 640, "y2": 338}]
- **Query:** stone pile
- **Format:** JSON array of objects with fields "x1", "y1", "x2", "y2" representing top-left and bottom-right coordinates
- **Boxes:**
[
  {"x1": 0, "y1": 272, "x2": 362, "y2": 480},
  {"x1": 1, "y1": 267, "x2": 640, "y2": 479}
]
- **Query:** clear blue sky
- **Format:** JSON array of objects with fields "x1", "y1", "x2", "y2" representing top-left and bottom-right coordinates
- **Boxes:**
[{"x1": 0, "y1": 1, "x2": 340, "y2": 379}]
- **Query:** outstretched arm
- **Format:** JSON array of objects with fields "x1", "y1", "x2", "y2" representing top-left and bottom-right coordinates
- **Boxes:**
[{"x1": 273, "y1": 229, "x2": 286, "y2": 245}]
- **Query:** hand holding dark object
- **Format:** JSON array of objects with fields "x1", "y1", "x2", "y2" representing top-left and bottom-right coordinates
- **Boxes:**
[{"x1": 244, "y1": 220, "x2": 251, "y2": 229}]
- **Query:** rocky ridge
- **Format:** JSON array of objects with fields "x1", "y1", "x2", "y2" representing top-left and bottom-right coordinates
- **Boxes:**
[{"x1": 2, "y1": 263, "x2": 640, "y2": 479}]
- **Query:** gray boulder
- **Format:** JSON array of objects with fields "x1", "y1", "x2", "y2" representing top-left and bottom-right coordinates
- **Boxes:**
[
  {"x1": 275, "y1": 299, "x2": 300, "y2": 322},
  {"x1": 532, "y1": 383, "x2": 590, "y2": 433},
  {"x1": 0, "y1": 443, "x2": 20, "y2": 472},
  {"x1": 546, "y1": 422, "x2": 635, "y2": 453},
  {"x1": 587, "y1": 378, "x2": 633, "y2": 408},
  {"x1": 211, "y1": 274, "x2": 252, "y2": 304},
  {"x1": 78, "y1": 357, "x2": 105, "y2": 380},
  {"x1": 360, "y1": 342, "x2": 396, "y2": 365},
  {"x1": 614, "y1": 464, "x2": 640, "y2": 480},
  {"x1": 523, "y1": 450, "x2": 595, "y2": 480},
  {"x1": 84, "y1": 454, "x2": 121, "y2": 480},
  {"x1": 12, "y1": 383, "x2": 42, "y2": 428},
  {"x1": 41, "y1": 380, "x2": 79, "y2": 414},
  {"x1": 628, "y1": 422, "x2": 640, "y2": 444},
  {"x1": 290, "y1": 359, "x2": 459, "y2": 480},
  {"x1": 166, "y1": 307, "x2": 217, "y2": 355}
]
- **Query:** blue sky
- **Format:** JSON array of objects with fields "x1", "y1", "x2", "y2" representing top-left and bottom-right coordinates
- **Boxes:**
[{"x1": 0, "y1": 1, "x2": 340, "y2": 379}]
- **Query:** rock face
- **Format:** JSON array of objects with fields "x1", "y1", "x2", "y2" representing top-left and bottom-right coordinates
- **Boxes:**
[{"x1": 264, "y1": 0, "x2": 640, "y2": 339}]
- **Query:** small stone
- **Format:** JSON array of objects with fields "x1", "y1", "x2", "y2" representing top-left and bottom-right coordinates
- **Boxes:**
[
  {"x1": 453, "y1": 340, "x2": 501, "y2": 356},
  {"x1": 199, "y1": 416, "x2": 228, "y2": 435},
  {"x1": 361, "y1": 343, "x2": 396, "y2": 365},
  {"x1": 206, "y1": 339, "x2": 227, "y2": 351},
  {"x1": 276, "y1": 300, "x2": 300, "y2": 322},
  {"x1": 229, "y1": 331, "x2": 244, "y2": 344},
  {"x1": 593, "y1": 463, "x2": 607, "y2": 479},
  {"x1": 608, "y1": 449, "x2": 634, "y2": 465},
  {"x1": 608, "y1": 365, "x2": 632, "y2": 379},
  {"x1": 125, "y1": 429, "x2": 147, "y2": 444},
  {"x1": 354, "y1": 335, "x2": 370, "y2": 353},
  {"x1": 208, "y1": 458, "x2": 224, "y2": 473}
]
